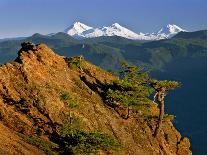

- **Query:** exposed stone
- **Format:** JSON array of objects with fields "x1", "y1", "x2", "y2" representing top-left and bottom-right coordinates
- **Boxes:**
[{"x1": 0, "y1": 42, "x2": 191, "y2": 155}]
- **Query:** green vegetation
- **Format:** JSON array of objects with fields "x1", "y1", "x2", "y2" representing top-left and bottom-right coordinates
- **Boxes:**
[
  {"x1": 65, "y1": 56, "x2": 84, "y2": 69},
  {"x1": 60, "y1": 91, "x2": 71, "y2": 101},
  {"x1": 57, "y1": 114, "x2": 120, "y2": 154},
  {"x1": 59, "y1": 131, "x2": 120, "y2": 154},
  {"x1": 106, "y1": 62, "x2": 153, "y2": 118},
  {"x1": 59, "y1": 114, "x2": 85, "y2": 136},
  {"x1": 67, "y1": 102, "x2": 78, "y2": 108},
  {"x1": 18, "y1": 133, "x2": 58, "y2": 155},
  {"x1": 149, "y1": 80, "x2": 179, "y2": 137},
  {"x1": 164, "y1": 114, "x2": 176, "y2": 121},
  {"x1": 59, "y1": 91, "x2": 78, "y2": 108},
  {"x1": 18, "y1": 113, "x2": 120, "y2": 155},
  {"x1": 105, "y1": 62, "x2": 179, "y2": 137},
  {"x1": 150, "y1": 80, "x2": 180, "y2": 90}
]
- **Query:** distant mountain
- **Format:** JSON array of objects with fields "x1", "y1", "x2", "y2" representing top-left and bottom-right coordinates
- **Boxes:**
[
  {"x1": 0, "y1": 36, "x2": 26, "y2": 42},
  {"x1": 64, "y1": 22, "x2": 186, "y2": 41},
  {"x1": 0, "y1": 29, "x2": 206, "y2": 70},
  {"x1": 64, "y1": 22, "x2": 93, "y2": 37},
  {"x1": 173, "y1": 29, "x2": 207, "y2": 40},
  {"x1": 156, "y1": 24, "x2": 187, "y2": 39}
]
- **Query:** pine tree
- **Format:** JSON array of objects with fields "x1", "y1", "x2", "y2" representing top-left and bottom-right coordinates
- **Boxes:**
[{"x1": 149, "y1": 80, "x2": 179, "y2": 137}]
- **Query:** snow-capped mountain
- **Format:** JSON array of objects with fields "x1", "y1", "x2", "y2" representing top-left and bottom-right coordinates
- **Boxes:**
[
  {"x1": 82, "y1": 23, "x2": 142, "y2": 40},
  {"x1": 64, "y1": 22, "x2": 186, "y2": 40},
  {"x1": 64, "y1": 22, "x2": 143, "y2": 40},
  {"x1": 64, "y1": 22, "x2": 93, "y2": 37},
  {"x1": 156, "y1": 24, "x2": 186, "y2": 39}
]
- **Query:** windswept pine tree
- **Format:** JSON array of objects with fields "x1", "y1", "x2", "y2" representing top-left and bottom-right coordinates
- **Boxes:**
[
  {"x1": 106, "y1": 62, "x2": 180, "y2": 137},
  {"x1": 149, "y1": 80, "x2": 180, "y2": 137}
]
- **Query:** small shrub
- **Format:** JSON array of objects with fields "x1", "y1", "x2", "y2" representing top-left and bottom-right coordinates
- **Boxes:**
[
  {"x1": 59, "y1": 92, "x2": 78, "y2": 109},
  {"x1": 57, "y1": 115, "x2": 120, "y2": 154},
  {"x1": 18, "y1": 133, "x2": 58, "y2": 155},
  {"x1": 59, "y1": 131, "x2": 120, "y2": 154},
  {"x1": 60, "y1": 92, "x2": 71, "y2": 101},
  {"x1": 68, "y1": 102, "x2": 78, "y2": 108},
  {"x1": 59, "y1": 114, "x2": 85, "y2": 137},
  {"x1": 164, "y1": 114, "x2": 176, "y2": 121},
  {"x1": 65, "y1": 56, "x2": 84, "y2": 69}
]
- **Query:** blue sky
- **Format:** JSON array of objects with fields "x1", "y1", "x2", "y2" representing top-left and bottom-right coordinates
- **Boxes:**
[{"x1": 0, "y1": 0, "x2": 206, "y2": 38}]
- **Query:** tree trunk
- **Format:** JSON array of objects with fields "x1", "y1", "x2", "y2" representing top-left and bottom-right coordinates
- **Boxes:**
[{"x1": 154, "y1": 91, "x2": 165, "y2": 137}]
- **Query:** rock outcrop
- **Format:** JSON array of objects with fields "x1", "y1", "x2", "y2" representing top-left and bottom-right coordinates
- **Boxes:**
[{"x1": 0, "y1": 42, "x2": 191, "y2": 155}]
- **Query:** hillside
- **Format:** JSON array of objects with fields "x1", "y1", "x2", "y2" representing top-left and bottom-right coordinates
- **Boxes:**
[{"x1": 0, "y1": 42, "x2": 191, "y2": 155}]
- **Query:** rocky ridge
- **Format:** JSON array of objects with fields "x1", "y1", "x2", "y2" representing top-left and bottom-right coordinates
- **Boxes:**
[{"x1": 0, "y1": 42, "x2": 191, "y2": 155}]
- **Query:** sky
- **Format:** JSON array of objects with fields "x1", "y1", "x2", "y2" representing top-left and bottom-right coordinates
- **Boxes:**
[{"x1": 0, "y1": 0, "x2": 207, "y2": 38}]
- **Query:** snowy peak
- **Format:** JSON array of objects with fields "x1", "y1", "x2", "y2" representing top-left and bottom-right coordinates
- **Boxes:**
[
  {"x1": 91, "y1": 23, "x2": 141, "y2": 40},
  {"x1": 157, "y1": 24, "x2": 186, "y2": 39},
  {"x1": 65, "y1": 22, "x2": 141, "y2": 40},
  {"x1": 64, "y1": 22, "x2": 93, "y2": 36},
  {"x1": 110, "y1": 23, "x2": 124, "y2": 29},
  {"x1": 64, "y1": 22, "x2": 187, "y2": 40}
]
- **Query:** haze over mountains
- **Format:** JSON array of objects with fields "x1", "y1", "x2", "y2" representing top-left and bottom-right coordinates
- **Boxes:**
[{"x1": 64, "y1": 22, "x2": 186, "y2": 40}]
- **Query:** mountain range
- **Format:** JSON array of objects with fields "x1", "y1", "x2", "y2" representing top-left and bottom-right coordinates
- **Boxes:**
[
  {"x1": 0, "y1": 29, "x2": 207, "y2": 154},
  {"x1": 64, "y1": 22, "x2": 186, "y2": 40}
]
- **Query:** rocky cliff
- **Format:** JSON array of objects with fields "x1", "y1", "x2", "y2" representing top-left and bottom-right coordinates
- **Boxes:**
[{"x1": 0, "y1": 42, "x2": 191, "y2": 155}]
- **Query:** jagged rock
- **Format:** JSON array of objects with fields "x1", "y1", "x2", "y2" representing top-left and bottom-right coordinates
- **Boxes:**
[
  {"x1": 17, "y1": 42, "x2": 37, "y2": 57},
  {"x1": 21, "y1": 42, "x2": 36, "y2": 50},
  {"x1": 177, "y1": 137, "x2": 192, "y2": 155}
]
